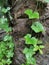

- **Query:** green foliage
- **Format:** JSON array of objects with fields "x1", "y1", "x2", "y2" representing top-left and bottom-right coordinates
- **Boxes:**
[
  {"x1": 23, "y1": 34, "x2": 44, "y2": 65},
  {"x1": 24, "y1": 9, "x2": 39, "y2": 19},
  {"x1": 0, "y1": 38, "x2": 14, "y2": 65},
  {"x1": 23, "y1": 9, "x2": 45, "y2": 65},
  {"x1": 31, "y1": 22, "x2": 45, "y2": 33},
  {"x1": 24, "y1": 34, "x2": 44, "y2": 54},
  {"x1": 0, "y1": 16, "x2": 12, "y2": 32},
  {"x1": 24, "y1": 34, "x2": 38, "y2": 45},
  {"x1": 0, "y1": 1, "x2": 14, "y2": 65},
  {"x1": 23, "y1": 47, "x2": 36, "y2": 65},
  {"x1": 3, "y1": 34, "x2": 12, "y2": 41},
  {"x1": 0, "y1": 17, "x2": 12, "y2": 32}
]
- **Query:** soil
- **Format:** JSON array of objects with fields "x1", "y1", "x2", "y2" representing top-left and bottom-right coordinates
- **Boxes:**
[{"x1": 8, "y1": 0, "x2": 49, "y2": 65}]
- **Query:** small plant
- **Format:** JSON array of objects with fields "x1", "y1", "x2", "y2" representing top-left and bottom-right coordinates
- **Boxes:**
[
  {"x1": 24, "y1": 34, "x2": 44, "y2": 53},
  {"x1": 23, "y1": 9, "x2": 45, "y2": 65},
  {"x1": 23, "y1": 34, "x2": 44, "y2": 65}
]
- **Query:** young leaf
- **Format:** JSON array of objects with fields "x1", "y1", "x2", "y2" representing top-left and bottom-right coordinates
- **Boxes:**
[
  {"x1": 31, "y1": 37, "x2": 38, "y2": 45},
  {"x1": 24, "y1": 34, "x2": 32, "y2": 44},
  {"x1": 24, "y1": 9, "x2": 33, "y2": 19},
  {"x1": 31, "y1": 22, "x2": 44, "y2": 33},
  {"x1": 24, "y1": 9, "x2": 39, "y2": 19},
  {"x1": 32, "y1": 11, "x2": 39, "y2": 19},
  {"x1": 26, "y1": 56, "x2": 36, "y2": 65},
  {"x1": 24, "y1": 34, "x2": 38, "y2": 45}
]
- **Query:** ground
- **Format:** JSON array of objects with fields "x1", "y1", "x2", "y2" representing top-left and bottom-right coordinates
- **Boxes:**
[{"x1": 8, "y1": 0, "x2": 49, "y2": 65}]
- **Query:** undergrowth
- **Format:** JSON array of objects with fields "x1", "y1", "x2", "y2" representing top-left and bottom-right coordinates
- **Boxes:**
[{"x1": 0, "y1": 0, "x2": 14, "y2": 65}]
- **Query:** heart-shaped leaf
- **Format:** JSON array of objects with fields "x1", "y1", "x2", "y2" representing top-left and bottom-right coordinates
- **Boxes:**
[
  {"x1": 31, "y1": 22, "x2": 44, "y2": 33},
  {"x1": 24, "y1": 9, "x2": 39, "y2": 19},
  {"x1": 24, "y1": 34, "x2": 38, "y2": 45}
]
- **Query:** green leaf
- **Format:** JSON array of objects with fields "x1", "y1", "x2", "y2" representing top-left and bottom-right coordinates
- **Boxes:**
[
  {"x1": 24, "y1": 34, "x2": 38, "y2": 45},
  {"x1": 24, "y1": 9, "x2": 39, "y2": 19},
  {"x1": 23, "y1": 48, "x2": 34, "y2": 65},
  {"x1": 6, "y1": 59, "x2": 12, "y2": 65},
  {"x1": 39, "y1": 45, "x2": 45, "y2": 49},
  {"x1": 5, "y1": 27, "x2": 12, "y2": 32},
  {"x1": 0, "y1": 17, "x2": 12, "y2": 32},
  {"x1": 24, "y1": 34, "x2": 32, "y2": 44},
  {"x1": 24, "y1": 9, "x2": 33, "y2": 16},
  {"x1": 31, "y1": 22, "x2": 44, "y2": 33},
  {"x1": 33, "y1": 45, "x2": 39, "y2": 51},
  {"x1": 4, "y1": 35, "x2": 12, "y2": 41},
  {"x1": 6, "y1": 51, "x2": 14, "y2": 58},
  {"x1": 23, "y1": 47, "x2": 33, "y2": 55},
  {"x1": 23, "y1": 47, "x2": 29, "y2": 54},
  {"x1": 31, "y1": 37, "x2": 38, "y2": 45},
  {"x1": 26, "y1": 56, "x2": 36, "y2": 65},
  {"x1": 32, "y1": 11, "x2": 39, "y2": 19},
  {"x1": 30, "y1": 58, "x2": 36, "y2": 65},
  {"x1": 7, "y1": 42, "x2": 14, "y2": 48}
]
